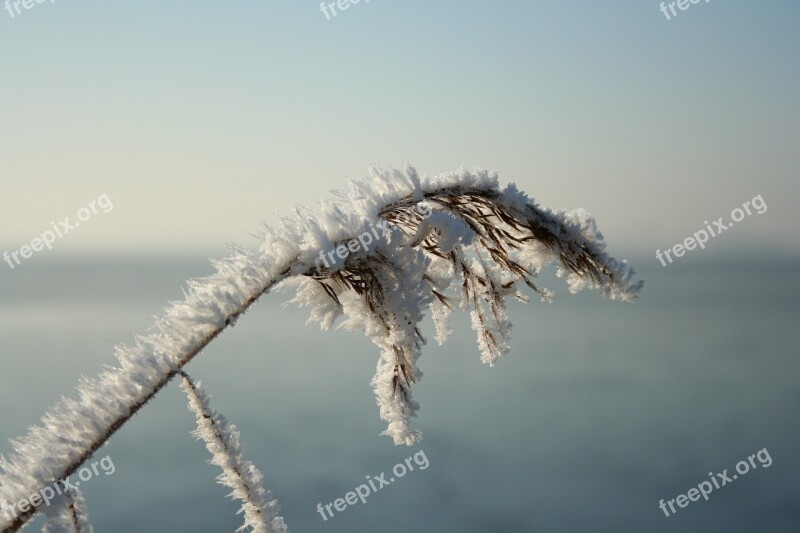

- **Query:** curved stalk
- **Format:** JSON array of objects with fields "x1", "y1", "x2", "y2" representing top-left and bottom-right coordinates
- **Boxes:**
[{"x1": 1, "y1": 166, "x2": 641, "y2": 531}]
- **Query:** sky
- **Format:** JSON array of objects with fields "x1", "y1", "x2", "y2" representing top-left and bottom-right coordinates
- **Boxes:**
[{"x1": 1, "y1": 1, "x2": 798, "y2": 258}]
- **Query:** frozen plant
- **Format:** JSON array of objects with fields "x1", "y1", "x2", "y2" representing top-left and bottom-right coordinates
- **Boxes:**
[
  {"x1": 40, "y1": 489, "x2": 91, "y2": 533},
  {"x1": 180, "y1": 371, "x2": 286, "y2": 533},
  {"x1": 0, "y1": 165, "x2": 642, "y2": 531}
]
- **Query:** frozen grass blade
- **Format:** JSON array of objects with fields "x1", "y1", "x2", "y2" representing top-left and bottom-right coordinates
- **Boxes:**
[
  {"x1": 1, "y1": 164, "x2": 641, "y2": 530},
  {"x1": 180, "y1": 372, "x2": 287, "y2": 533},
  {"x1": 41, "y1": 488, "x2": 91, "y2": 533}
]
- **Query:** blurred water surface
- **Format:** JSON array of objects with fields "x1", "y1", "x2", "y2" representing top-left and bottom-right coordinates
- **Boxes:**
[{"x1": 0, "y1": 254, "x2": 798, "y2": 532}]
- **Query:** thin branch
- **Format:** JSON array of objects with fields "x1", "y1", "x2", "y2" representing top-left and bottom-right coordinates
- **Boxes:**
[
  {"x1": 41, "y1": 487, "x2": 92, "y2": 533},
  {"x1": 1, "y1": 166, "x2": 641, "y2": 530},
  {"x1": 180, "y1": 371, "x2": 287, "y2": 533}
]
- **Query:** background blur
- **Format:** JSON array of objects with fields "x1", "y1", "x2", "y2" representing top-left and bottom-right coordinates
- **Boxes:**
[{"x1": 1, "y1": 2, "x2": 798, "y2": 532}]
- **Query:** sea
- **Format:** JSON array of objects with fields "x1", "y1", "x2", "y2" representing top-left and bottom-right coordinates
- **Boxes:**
[{"x1": 0, "y1": 253, "x2": 798, "y2": 532}]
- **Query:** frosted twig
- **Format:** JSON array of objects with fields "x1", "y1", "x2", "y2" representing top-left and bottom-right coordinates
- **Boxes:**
[
  {"x1": 41, "y1": 488, "x2": 92, "y2": 533},
  {"x1": 180, "y1": 372, "x2": 287, "y2": 533},
  {"x1": 1, "y1": 165, "x2": 642, "y2": 530}
]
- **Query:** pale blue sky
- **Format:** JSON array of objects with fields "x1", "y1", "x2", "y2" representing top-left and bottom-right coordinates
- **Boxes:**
[{"x1": 1, "y1": 1, "x2": 798, "y2": 257}]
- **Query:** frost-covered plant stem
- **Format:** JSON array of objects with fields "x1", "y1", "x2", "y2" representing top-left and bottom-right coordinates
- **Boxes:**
[
  {"x1": 180, "y1": 372, "x2": 286, "y2": 533},
  {"x1": 1, "y1": 270, "x2": 290, "y2": 532},
  {"x1": 41, "y1": 487, "x2": 92, "y2": 533},
  {"x1": 0, "y1": 165, "x2": 641, "y2": 531}
]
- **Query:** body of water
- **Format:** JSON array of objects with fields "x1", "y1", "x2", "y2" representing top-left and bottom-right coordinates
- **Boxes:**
[{"x1": 1, "y1": 254, "x2": 798, "y2": 532}]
